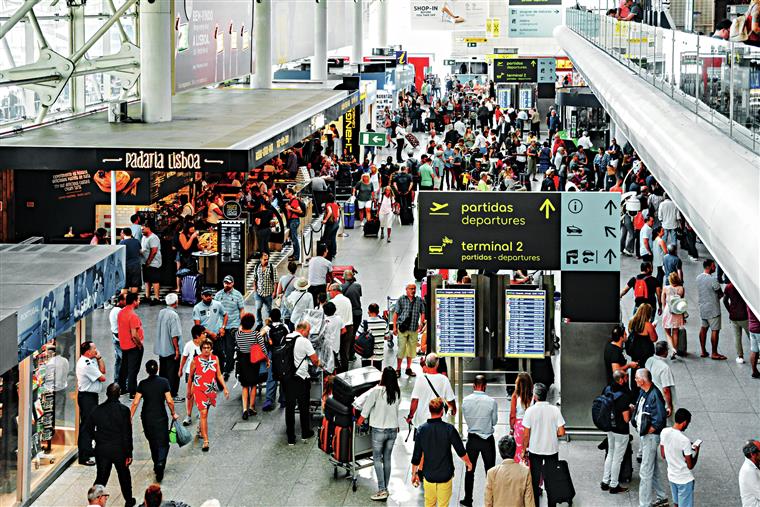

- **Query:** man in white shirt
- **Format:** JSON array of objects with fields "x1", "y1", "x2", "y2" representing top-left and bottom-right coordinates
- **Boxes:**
[
  {"x1": 639, "y1": 213, "x2": 655, "y2": 261},
  {"x1": 328, "y1": 283, "x2": 354, "y2": 373},
  {"x1": 522, "y1": 382, "x2": 566, "y2": 503},
  {"x1": 658, "y1": 195, "x2": 680, "y2": 247},
  {"x1": 108, "y1": 294, "x2": 126, "y2": 382},
  {"x1": 472, "y1": 131, "x2": 488, "y2": 153},
  {"x1": 284, "y1": 322, "x2": 320, "y2": 445},
  {"x1": 307, "y1": 244, "x2": 332, "y2": 305},
  {"x1": 321, "y1": 302, "x2": 342, "y2": 372},
  {"x1": 740, "y1": 440, "x2": 760, "y2": 507},
  {"x1": 454, "y1": 118, "x2": 466, "y2": 137},
  {"x1": 577, "y1": 131, "x2": 594, "y2": 150},
  {"x1": 286, "y1": 277, "x2": 313, "y2": 330},
  {"x1": 659, "y1": 409, "x2": 700, "y2": 507},
  {"x1": 406, "y1": 354, "x2": 456, "y2": 429},
  {"x1": 76, "y1": 341, "x2": 106, "y2": 466},
  {"x1": 645, "y1": 342, "x2": 677, "y2": 420}
]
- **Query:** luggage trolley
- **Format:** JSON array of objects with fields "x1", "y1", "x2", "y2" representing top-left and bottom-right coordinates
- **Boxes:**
[{"x1": 328, "y1": 420, "x2": 374, "y2": 492}]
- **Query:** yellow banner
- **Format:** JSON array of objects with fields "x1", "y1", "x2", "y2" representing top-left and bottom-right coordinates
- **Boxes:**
[{"x1": 464, "y1": 37, "x2": 487, "y2": 43}]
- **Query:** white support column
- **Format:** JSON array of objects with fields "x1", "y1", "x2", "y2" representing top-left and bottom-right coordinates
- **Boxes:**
[
  {"x1": 140, "y1": 0, "x2": 172, "y2": 122},
  {"x1": 377, "y1": 0, "x2": 388, "y2": 48},
  {"x1": 110, "y1": 171, "x2": 117, "y2": 245},
  {"x1": 254, "y1": 0, "x2": 272, "y2": 88},
  {"x1": 71, "y1": 4, "x2": 86, "y2": 113},
  {"x1": 312, "y1": 0, "x2": 327, "y2": 81},
  {"x1": 351, "y1": 0, "x2": 363, "y2": 64}
]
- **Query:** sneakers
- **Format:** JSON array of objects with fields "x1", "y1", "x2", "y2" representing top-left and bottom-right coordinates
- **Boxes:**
[
  {"x1": 405, "y1": 368, "x2": 417, "y2": 377},
  {"x1": 609, "y1": 486, "x2": 629, "y2": 494},
  {"x1": 302, "y1": 431, "x2": 315, "y2": 441},
  {"x1": 622, "y1": 249, "x2": 634, "y2": 257},
  {"x1": 752, "y1": 371, "x2": 760, "y2": 379},
  {"x1": 182, "y1": 416, "x2": 192, "y2": 427},
  {"x1": 79, "y1": 457, "x2": 96, "y2": 466},
  {"x1": 652, "y1": 498, "x2": 668, "y2": 506},
  {"x1": 688, "y1": 256, "x2": 699, "y2": 262},
  {"x1": 173, "y1": 396, "x2": 185, "y2": 403},
  {"x1": 370, "y1": 490, "x2": 389, "y2": 501},
  {"x1": 262, "y1": 401, "x2": 274, "y2": 412},
  {"x1": 736, "y1": 357, "x2": 745, "y2": 364}
]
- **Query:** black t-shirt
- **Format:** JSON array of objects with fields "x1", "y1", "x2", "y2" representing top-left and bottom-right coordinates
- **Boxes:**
[
  {"x1": 394, "y1": 172, "x2": 413, "y2": 193},
  {"x1": 137, "y1": 375, "x2": 170, "y2": 421},
  {"x1": 627, "y1": 274, "x2": 658, "y2": 309},
  {"x1": 604, "y1": 342, "x2": 627, "y2": 385},
  {"x1": 610, "y1": 382, "x2": 632, "y2": 435},
  {"x1": 119, "y1": 238, "x2": 142, "y2": 266},
  {"x1": 254, "y1": 208, "x2": 275, "y2": 230}
]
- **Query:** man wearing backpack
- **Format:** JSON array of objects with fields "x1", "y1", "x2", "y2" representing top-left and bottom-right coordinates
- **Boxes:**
[
  {"x1": 620, "y1": 262, "x2": 660, "y2": 317},
  {"x1": 599, "y1": 370, "x2": 633, "y2": 494},
  {"x1": 262, "y1": 309, "x2": 289, "y2": 412},
  {"x1": 280, "y1": 321, "x2": 320, "y2": 445}
]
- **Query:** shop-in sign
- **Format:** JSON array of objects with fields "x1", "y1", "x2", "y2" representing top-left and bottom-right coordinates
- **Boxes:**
[
  {"x1": 418, "y1": 191, "x2": 561, "y2": 270},
  {"x1": 560, "y1": 193, "x2": 621, "y2": 272},
  {"x1": 359, "y1": 131, "x2": 386, "y2": 147},
  {"x1": 494, "y1": 58, "x2": 538, "y2": 83},
  {"x1": 435, "y1": 288, "x2": 477, "y2": 357},
  {"x1": 508, "y1": 7, "x2": 562, "y2": 38}
]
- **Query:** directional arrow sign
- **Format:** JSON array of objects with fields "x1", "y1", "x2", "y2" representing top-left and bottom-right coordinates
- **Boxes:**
[
  {"x1": 539, "y1": 198, "x2": 556, "y2": 219},
  {"x1": 604, "y1": 226, "x2": 617, "y2": 238},
  {"x1": 560, "y1": 193, "x2": 620, "y2": 272},
  {"x1": 604, "y1": 249, "x2": 617, "y2": 263},
  {"x1": 359, "y1": 131, "x2": 386, "y2": 147},
  {"x1": 604, "y1": 199, "x2": 618, "y2": 215}
]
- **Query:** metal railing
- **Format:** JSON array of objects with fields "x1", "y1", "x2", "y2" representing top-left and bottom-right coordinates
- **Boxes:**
[{"x1": 566, "y1": 8, "x2": 760, "y2": 155}]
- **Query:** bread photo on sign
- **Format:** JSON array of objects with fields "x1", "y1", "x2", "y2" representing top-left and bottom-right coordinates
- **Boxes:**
[{"x1": 93, "y1": 170, "x2": 140, "y2": 195}]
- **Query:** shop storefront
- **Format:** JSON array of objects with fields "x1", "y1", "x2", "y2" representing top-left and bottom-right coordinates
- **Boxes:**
[
  {"x1": 556, "y1": 86, "x2": 610, "y2": 147},
  {"x1": 0, "y1": 244, "x2": 125, "y2": 507}
]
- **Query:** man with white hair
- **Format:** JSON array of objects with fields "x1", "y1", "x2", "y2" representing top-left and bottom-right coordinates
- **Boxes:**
[
  {"x1": 577, "y1": 131, "x2": 594, "y2": 150},
  {"x1": 87, "y1": 485, "x2": 109, "y2": 507},
  {"x1": 155, "y1": 293, "x2": 183, "y2": 401}
]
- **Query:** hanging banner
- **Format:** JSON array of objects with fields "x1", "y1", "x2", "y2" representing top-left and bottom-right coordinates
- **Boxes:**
[
  {"x1": 410, "y1": 0, "x2": 488, "y2": 31},
  {"x1": 343, "y1": 106, "x2": 360, "y2": 160},
  {"x1": 173, "y1": 0, "x2": 254, "y2": 93}
]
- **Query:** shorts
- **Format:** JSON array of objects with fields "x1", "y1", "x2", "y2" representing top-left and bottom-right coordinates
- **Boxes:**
[
  {"x1": 750, "y1": 332, "x2": 760, "y2": 354},
  {"x1": 700, "y1": 316, "x2": 721, "y2": 331},
  {"x1": 357, "y1": 200, "x2": 372, "y2": 210},
  {"x1": 670, "y1": 480, "x2": 694, "y2": 507},
  {"x1": 125, "y1": 264, "x2": 142, "y2": 288},
  {"x1": 143, "y1": 265, "x2": 161, "y2": 284},
  {"x1": 396, "y1": 330, "x2": 418, "y2": 358}
]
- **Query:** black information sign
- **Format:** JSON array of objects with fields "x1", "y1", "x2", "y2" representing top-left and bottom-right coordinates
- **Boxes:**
[
  {"x1": 493, "y1": 58, "x2": 538, "y2": 83},
  {"x1": 218, "y1": 220, "x2": 244, "y2": 263},
  {"x1": 418, "y1": 191, "x2": 561, "y2": 270},
  {"x1": 222, "y1": 200, "x2": 242, "y2": 219}
]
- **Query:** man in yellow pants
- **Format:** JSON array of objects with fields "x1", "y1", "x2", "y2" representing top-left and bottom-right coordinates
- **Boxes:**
[{"x1": 411, "y1": 398, "x2": 473, "y2": 506}]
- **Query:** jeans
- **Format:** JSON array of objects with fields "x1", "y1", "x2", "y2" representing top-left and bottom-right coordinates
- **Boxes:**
[
  {"x1": 288, "y1": 218, "x2": 301, "y2": 260},
  {"x1": 254, "y1": 294, "x2": 273, "y2": 324},
  {"x1": 621, "y1": 214, "x2": 635, "y2": 253},
  {"x1": 529, "y1": 452, "x2": 558, "y2": 507},
  {"x1": 371, "y1": 427, "x2": 398, "y2": 491},
  {"x1": 603, "y1": 432, "x2": 629, "y2": 488},
  {"x1": 664, "y1": 228, "x2": 678, "y2": 247},
  {"x1": 284, "y1": 376, "x2": 311, "y2": 442},
  {"x1": 730, "y1": 319, "x2": 749, "y2": 358},
  {"x1": 265, "y1": 351, "x2": 284, "y2": 406},
  {"x1": 463, "y1": 434, "x2": 496, "y2": 503},
  {"x1": 222, "y1": 328, "x2": 237, "y2": 375},
  {"x1": 119, "y1": 347, "x2": 144, "y2": 396},
  {"x1": 639, "y1": 433, "x2": 667, "y2": 507},
  {"x1": 212, "y1": 335, "x2": 227, "y2": 374},
  {"x1": 670, "y1": 480, "x2": 695, "y2": 507},
  {"x1": 112, "y1": 334, "x2": 122, "y2": 382},
  {"x1": 158, "y1": 354, "x2": 180, "y2": 397}
]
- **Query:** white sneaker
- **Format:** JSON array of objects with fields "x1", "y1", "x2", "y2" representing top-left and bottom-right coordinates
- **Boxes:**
[
  {"x1": 622, "y1": 249, "x2": 634, "y2": 257},
  {"x1": 736, "y1": 357, "x2": 745, "y2": 364},
  {"x1": 370, "y1": 490, "x2": 389, "y2": 501},
  {"x1": 689, "y1": 256, "x2": 699, "y2": 262}
]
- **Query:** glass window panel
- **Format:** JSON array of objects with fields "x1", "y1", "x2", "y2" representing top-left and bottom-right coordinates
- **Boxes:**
[{"x1": 0, "y1": 365, "x2": 20, "y2": 506}]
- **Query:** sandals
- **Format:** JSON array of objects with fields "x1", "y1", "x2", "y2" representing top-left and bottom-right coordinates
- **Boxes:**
[
  {"x1": 710, "y1": 354, "x2": 727, "y2": 360},
  {"x1": 405, "y1": 368, "x2": 417, "y2": 377},
  {"x1": 248, "y1": 407, "x2": 257, "y2": 416},
  {"x1": 202, "y1": 441, "x2": 209, "y2": 452}
]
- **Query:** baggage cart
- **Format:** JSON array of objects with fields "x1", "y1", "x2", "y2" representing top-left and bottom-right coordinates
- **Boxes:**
[{"x1": 328, "y1": 420, "x2": 374, "y2": 492}]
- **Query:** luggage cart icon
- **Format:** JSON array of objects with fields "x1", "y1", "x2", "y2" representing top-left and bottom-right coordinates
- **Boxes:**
[{"x1": 429, "y1": 237, "x2": 453, "y2": 255}]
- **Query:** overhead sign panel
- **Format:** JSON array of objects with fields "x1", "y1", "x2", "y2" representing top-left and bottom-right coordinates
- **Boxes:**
[
  {"x1": 508, "y1": 7, "x2": 562, "y2": 38},
  {"x1": 410, "y1": 0, "x2": 488, "y2": 31},
  {"x1": 359, "y1": 131, "x2": 386, "y2": 147},
  {"x1": 173, "y1": 0, "x2": 254, "y2": 93},
  {"x1": 494, "y1": 58, "x2": 538, "y2": 83},
  {"x1": 509, "y1": 0, "x2": 562, "y2": 6},
  {"x1": 505, "y1": 290, "x2": 547, "y2": 358},
  {"x1": 560, "y1": 193, "x2": 621, "y2": 272},
  {"x1": 418, "y1": 191, "x2": 561, "y2": 270},
  {"x1": 538, "y1": 57, "x2": 557, "y2": 83},
  {"x1": 435, "y1": 288, "x2": 477, "y2": 357}
]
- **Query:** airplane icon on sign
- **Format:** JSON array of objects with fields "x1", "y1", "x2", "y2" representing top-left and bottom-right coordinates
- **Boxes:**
[{"x1": 430, "y1": 202, "x2": 449, "y2": 216}]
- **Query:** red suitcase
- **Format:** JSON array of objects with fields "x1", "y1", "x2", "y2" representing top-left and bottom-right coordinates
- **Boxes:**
[{"x1": 330, "y1": 265, "x2": 357, "y2": 284}]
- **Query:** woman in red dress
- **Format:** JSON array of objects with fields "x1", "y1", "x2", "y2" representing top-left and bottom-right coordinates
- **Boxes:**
[{"x1": 188, "y1": 339, "x2": 229, "y2": 451}]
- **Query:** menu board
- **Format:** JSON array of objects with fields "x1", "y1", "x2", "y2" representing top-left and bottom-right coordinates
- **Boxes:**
[
  {"x1": 218, "y1": 220, "x2": 244, "y2": 264},
  {"x1": 504, "y1": 289, "x2": 546, "y2": 358},
  {"x1": 435, "y1": 288, "x2": 476, "y2": 357}
]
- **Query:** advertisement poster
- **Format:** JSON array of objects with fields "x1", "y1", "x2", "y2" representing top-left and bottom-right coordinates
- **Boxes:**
[
  {"x1": 508, "y1": 7, "x2": 562, "y2": 37},
  {"x1": 150, "y1": 171, "x2": 193, "y2": 202},
  {"x1": 17, "y1": 249, "x2": 126, "y2": 361},
  {"x1": 50, "y1": 170, "x2": 148, "y2": 203},
  {"x1": 410, "y1": 0, "x2": 488, "y2": 31},
  {"x1": 174, "y1": 0, "x2": 254, "y2": 93}
]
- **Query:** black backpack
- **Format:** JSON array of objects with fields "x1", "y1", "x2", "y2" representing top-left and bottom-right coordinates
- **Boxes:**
[
  {"x1": 271, "y1": 333, "x2": 306, "y2": 381},
  {"x1": 267, "y1": 322, "x2": 289, "y2": 352},
  {"x1": 591, "y1": 386, "x2": 622, "y2": 432},
  {"x1": 353, "y1": 320, "x2": 375, "y2": 359}
]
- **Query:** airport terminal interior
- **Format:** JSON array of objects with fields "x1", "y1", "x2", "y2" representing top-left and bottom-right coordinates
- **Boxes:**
[{"x1": 0, "y1": 0, "x2": 759, "y2": 506}]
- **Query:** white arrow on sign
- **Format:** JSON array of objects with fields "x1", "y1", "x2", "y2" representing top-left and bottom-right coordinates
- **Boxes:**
[{"x1": 203, "y1": 159, "x2": 224, "y2": 165}]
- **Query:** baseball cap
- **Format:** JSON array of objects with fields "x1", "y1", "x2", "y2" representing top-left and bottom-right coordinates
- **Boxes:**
[
  {"x1": 165, "y1": 293, "x2": 178, "y2": 306},
  {"x1": 223, "y1": 275, "x2": 234, "y2": 284},
  {"x1": 201, "y1": 287, "x2": 215, "y2": 296}
]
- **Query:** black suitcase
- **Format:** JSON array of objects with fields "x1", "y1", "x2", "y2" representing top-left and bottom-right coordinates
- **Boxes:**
[
  {"x1": 400, "y1": 205, "x2": 414, "y2": 225},
  {"x1": 363, "y1": 218, "x2": 380, "y2": 237},
  {"x1": 544, "y1": 460, "x2": 576, "y2": 505},
  {"x1": 318, "y1": 417, "x2": 334, "y2": 454},
  {"x1": 676, "y1": 328, "x2": 687, "y2": 356},
  {"x1": 333, "y1": 366, "x2": 382, "y2": 406},
  {"x1": 324, "y1": 397, "x2": 353, "y2": 428}
]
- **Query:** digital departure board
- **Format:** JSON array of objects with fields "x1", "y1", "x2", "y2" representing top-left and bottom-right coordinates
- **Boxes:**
[
  {"x1": 218, "y1": 220, "x2": 244, "y2": 264},
  {"x1": 435, "y1": 288, "x2": 476, "y2": 357},
  {"x1": 504, "y1": 289, "x2": 546, "y2": 358}
]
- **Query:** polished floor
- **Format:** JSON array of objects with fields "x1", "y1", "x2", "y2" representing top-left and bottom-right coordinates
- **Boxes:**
[{"x1": 35, "y1": 147, "x2": 758, "y2": 507}]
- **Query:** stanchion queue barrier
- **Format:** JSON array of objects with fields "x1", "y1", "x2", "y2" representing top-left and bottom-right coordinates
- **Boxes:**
[{"x1": 300, "y1": 209, "x2": 325, "y2": 268}]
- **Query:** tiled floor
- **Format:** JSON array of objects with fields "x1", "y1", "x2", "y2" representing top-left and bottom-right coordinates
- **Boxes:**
[{"x1": 34, "y1": 143, "x2": 758, "y2": 507}]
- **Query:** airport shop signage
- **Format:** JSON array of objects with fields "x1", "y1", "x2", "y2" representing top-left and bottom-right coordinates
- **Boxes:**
[
  {"x1": 418, "y1": 191, "x2": 561, "y2": 270},
  {"x1": 494, "y1": 58, "x2": 539, "y2": 83},
  {"x1": 418, "y1": 191, "x2": 621, "y2": 272}
]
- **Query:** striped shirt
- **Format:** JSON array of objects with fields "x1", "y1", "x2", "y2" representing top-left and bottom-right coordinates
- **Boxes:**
[
  {"x1": 214, "y1": 288, "x2": 245, "y2": 329},
  {"x1": 236, "y1": 329, "x2": 266, "y2": 355},
  {"x1": 365, "y1": 316, "x2": 390, "y2": 357}
]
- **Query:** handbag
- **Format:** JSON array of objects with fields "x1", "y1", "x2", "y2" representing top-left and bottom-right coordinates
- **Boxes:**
[
  {"x1": 250, "y1": 342, "x2": 267, "y2": 364},
  {"x1": 172, "y1": 419, "x2": 192, "y2": 447}
]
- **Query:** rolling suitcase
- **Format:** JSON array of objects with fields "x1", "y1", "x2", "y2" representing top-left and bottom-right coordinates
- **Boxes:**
[
  {"x1": 330, "y1": 265, "x2": 356, "y2": 284},
  {"x1": 363, "y1": 218, "x2": 380, "y2": 237},
  {"x1": 544, "y1": 460, "x2": 576, "y2": 505},
  {"x1": 676, "y1": 328, "x2": 687, "y2": 356},
  {"x1": 343, "y1": 201, "x2": 356, "y2": 229},
  {"x1": 318, "y1": 417, "x2": 334, "y2": 454},
  {"x1": 405, "y1": 132, "x2": 420, "y2": 148},
  {"x1": 179, "y1": 273, "x2": 203, "y2": 305},
  {"x1": 324, "y1": 396, "x2": 353, "y2": 428},
  {"x1": 400, "y1": 204, "x2": 414, "y2": 225},
  {"x1": 599, "y1": 436, "x2": 633, "y2": 483},
  {"x1": 333, "y1": 366, "x2": 382, "y2": 406},
  {"x1": 332, "y1": 425, "x2": 352, "y2": 463}
]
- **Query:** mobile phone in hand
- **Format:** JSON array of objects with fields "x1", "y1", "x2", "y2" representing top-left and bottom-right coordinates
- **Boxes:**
[{"x1": 692, "y1": 439, "x2": 702, "y2": 449}]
